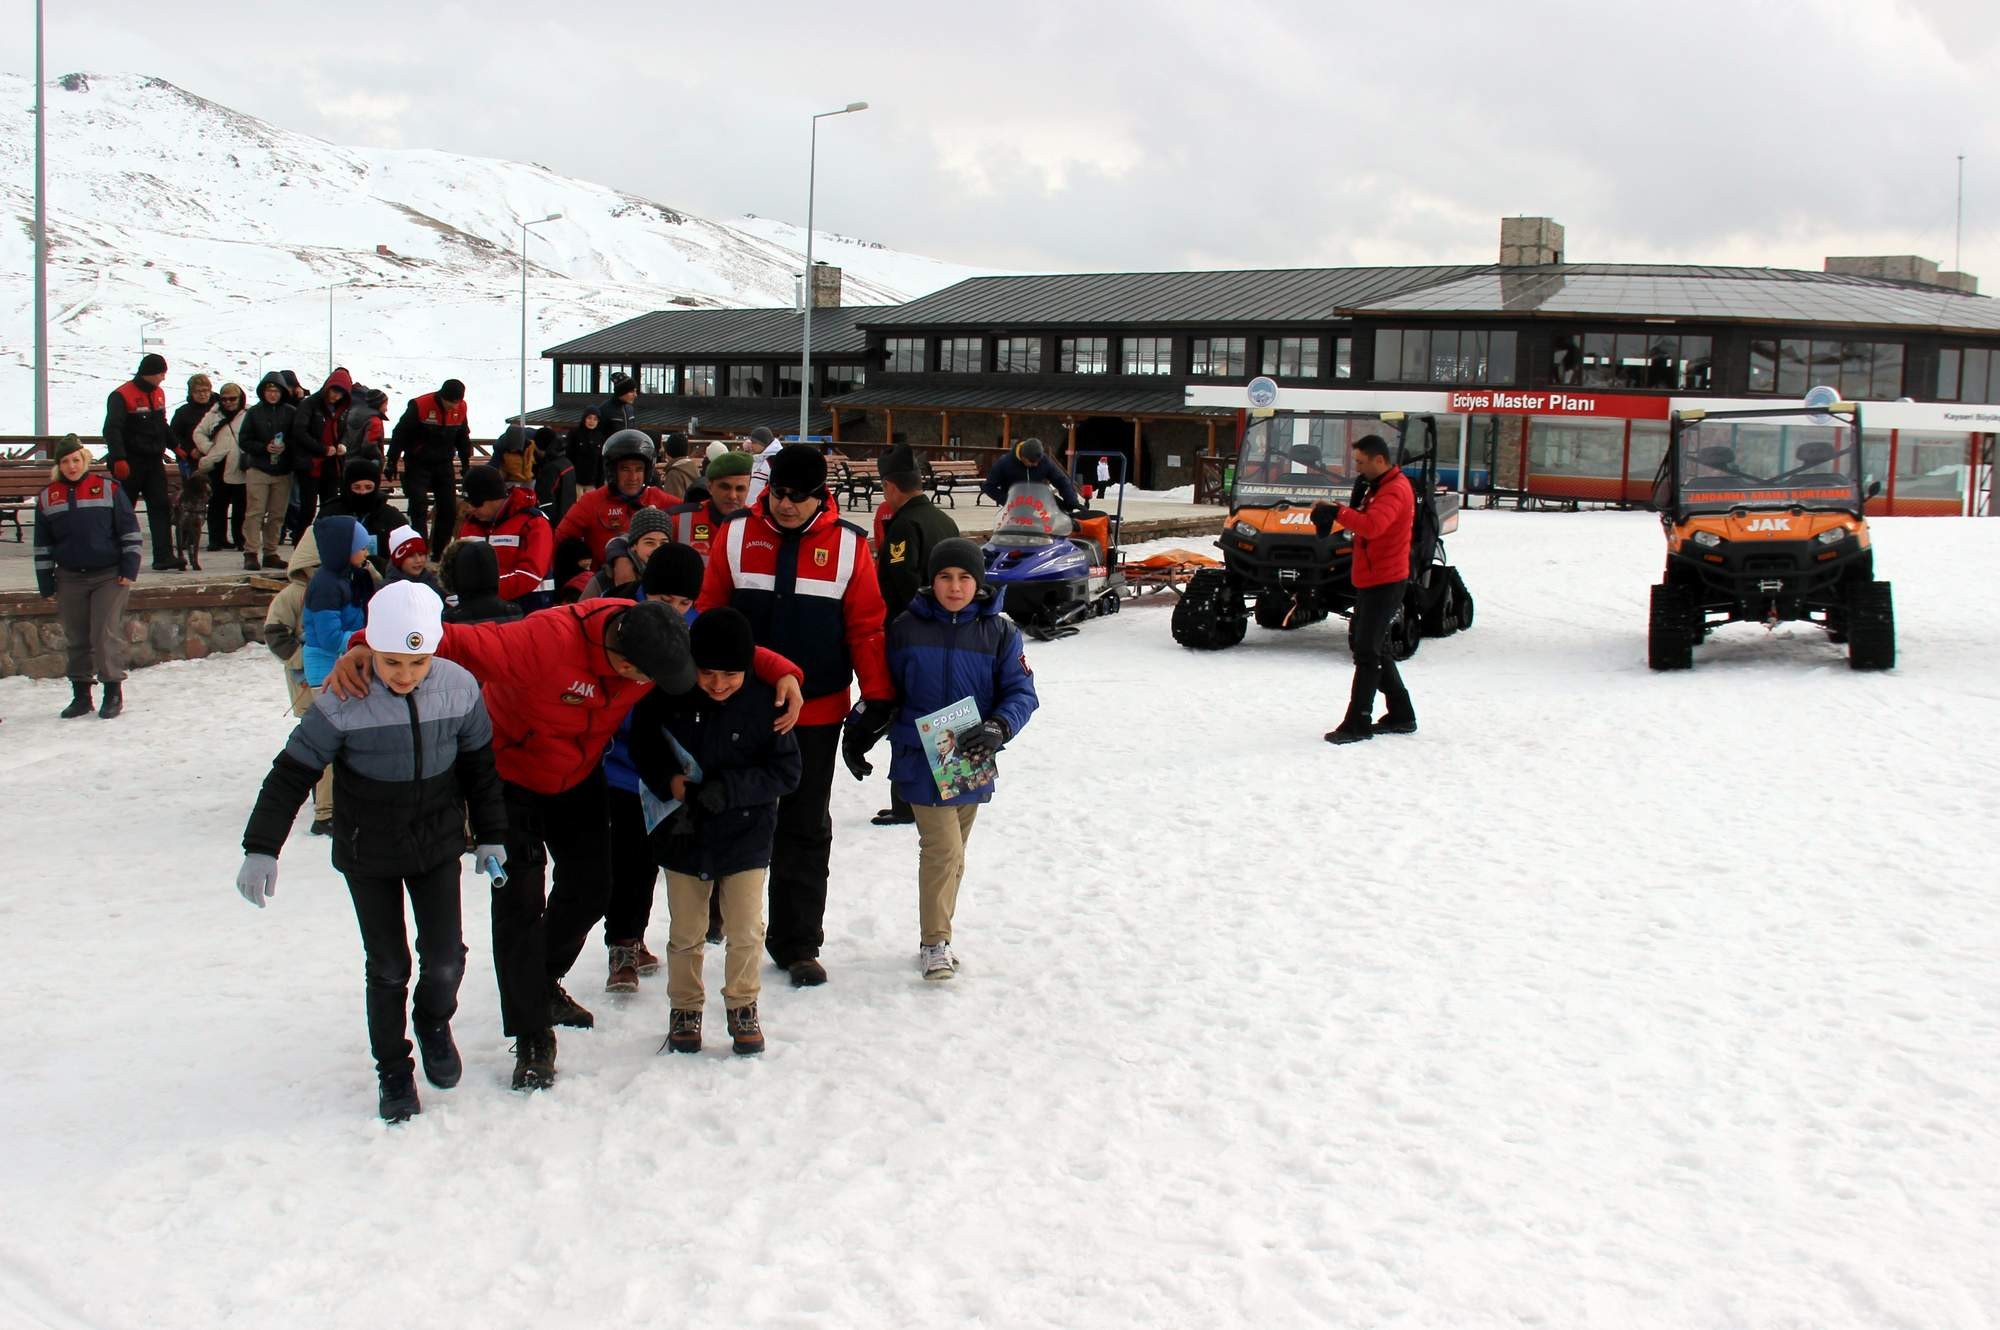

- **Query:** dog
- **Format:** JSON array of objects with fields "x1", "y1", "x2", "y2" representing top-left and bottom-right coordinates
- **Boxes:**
[{"x1": 175, "y1": 467, "x2": 212, "y2": 572}]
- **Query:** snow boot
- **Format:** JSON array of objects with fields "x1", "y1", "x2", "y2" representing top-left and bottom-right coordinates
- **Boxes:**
[
  {"x1": 634, "y1": 941, "x2": 663, "y2": 976},
  {"x1": 606, "y1": 944, "x2": 640, "y2": 994},
  {"x1": 97, "y1": 681, "x2": 124, "y2": 719},
  {"x1": 414, "y1": 1021, "x2": 462, "y2": 1089},
  {"x1": 243, "y1": 552, "x2": 261, "y2": 572},
  {"x1": 1323, "y1": 719, "x2": 1373, "y2": 745},
  {"x1": 510, "y1": 1030, "x2": 557, "y2": 1091},
  {"x1": 727, "y1": 1004, "x2": 764, "y2": 1056},
  {"x1": 261, "y1": 554, "x2": 286, "y2": 571},
  {"x1": 549, "y1": 981, "x2": 595, "y2": 1029},
  {"x1": 60, "y1": 681, "x2": 94, "y2": 719},
  {"x1": 1373, "y1": 713, "x2": 1418, "y2": 735},
  {"x1": 310, "y1": 819, "x2": 333, "y2": 837},
  {"x1": 377, "y1": 1068, "x2": 421, "y2": 1123},
  {"x1": 920, "y1": 942, "x2": 959, "y2": 982},
  {"x1": 661, "y1": 1009, "x2": 702, "y2": 1054},
  {"x1": 788, "y1": 958, "x2": 828, "y2": 988}
]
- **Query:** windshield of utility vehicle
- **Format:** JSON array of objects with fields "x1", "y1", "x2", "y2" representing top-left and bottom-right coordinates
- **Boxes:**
[
  {"x1": 1233, "y1": 414, "x2": 1392, "y2": 504},
  {"x1": 990, "y1": 482, "x2": 1074, "y2": 545},
  {"x1": 1672, "y1": 415, "x2": 1864, "y2": 514}
]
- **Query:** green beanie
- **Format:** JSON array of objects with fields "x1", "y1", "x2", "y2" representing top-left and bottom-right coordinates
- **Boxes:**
[
  {"x1": 705, "y1": 449, "x2": 754, "y2": 480},
  {"x1": 53, "y1": 433, "x2": 86, "y2": 463}
]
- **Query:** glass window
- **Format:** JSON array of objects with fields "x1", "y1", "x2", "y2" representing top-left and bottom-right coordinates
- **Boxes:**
[
  {"x1": 560, "y1": 362, "x2": 594, "y2": 394},
  {"x1": 1190, "y1": 336, "x2": 1246, "y2": 377},
  {"x1": 600, "y1": 363, "x2": 634, "y2": 389},
  {"x1": 1937, "y1": 348, "x2": 1962, "y2": 400},
  {"x1": 639, "y1": 363, "x2": 675, "y2": 396},
  {"x1": 1749, "y1": 340, "x2": 1778, "y2": 392},
  {"x1": 996, "y1": 337, "x2": 1041, "y2": 373},
  {"x1": 1122, "y1": 336, "x2": 1172, "y2": 375},
  {"x1": 1776, "y1": 339, "x2": 1810, "y2": 396},
  {"x1": 885, "y1": 338, "x2": 924, "y2": 374},
  {"x1": 1060, "y1": 337, "x2": 1109, "y2": 374},
  {"x1": 1614, "y1": 333, "x2": 1650, "y2": 389},
  {"x1": 1334, "y1": 336, "x2": 1353, "y2": 380},
  {"x1": 1374, "y1": 330, "x2": 1401, "y2": 382},
  {"x1": 824, "y1": 365, "x2": 865, "y2": 395},
  {"x1": 1965, "y1": 348, "x2": 1991, "y2": 403},
  {"x1": 1870, "y1": 344, "x2": 1904, "y2": 399},
  {"x1": 1488, "y1": 331, "x2": 1518, "y2": 385},
  {"x1": 1454, "y1": 330, "x2": 1482, "y2": 384},
  {"x1": 1261, "y1": 336, "x2": 1319, "y2": 378},
  {"x1": 1552, "y1": 333, "x2": 1583, "y2": 385},
  {"x1": 1681, "y1": 336, "x2": 1712, "y2": 391},
  {"x1": 775, "y1": 364, "x2": 803, "y2": 398},
  {"x1": 683, "y1": 364, "x2": 716, "y2": 398},
  {"x1": 938, "y1": 337, "x2": 982, "y2": 373},
  {"x1": 1581, "y1": 332, "x2": 1615, "y2": 387},
  {"x1": 727, "y1": 365, "x2": 765, "y2": 397},
  {"x1": 1398, "y1": 331, "x2": 1427, "y2": 384}
]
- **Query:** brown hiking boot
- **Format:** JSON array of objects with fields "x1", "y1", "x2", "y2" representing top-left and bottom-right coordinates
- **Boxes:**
[
  {"x1": 727, "y1": 1004, "x2": 765, "y2": 1056},
  {"x1": 605, "y1": 943, "x2": 639, "y2": 994},
  {"x1": 788, "y1": 958, "x2": 827, "y2": 988},
  {"x1": 660, "y1": 1009, "x2": 702, "y2": 1054},
  {"x1": 633, "y1": 941, "x2": 662, "y2": 976}
]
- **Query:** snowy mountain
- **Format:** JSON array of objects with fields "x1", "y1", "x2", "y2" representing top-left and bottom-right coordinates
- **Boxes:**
[{"x1": 0, "y1": 72, "x2": 987, "y2": 435}]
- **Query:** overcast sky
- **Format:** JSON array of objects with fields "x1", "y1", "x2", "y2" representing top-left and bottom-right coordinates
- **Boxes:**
[{"x1": 8, "y1": 0, "x2": 1999, "y2": 283}]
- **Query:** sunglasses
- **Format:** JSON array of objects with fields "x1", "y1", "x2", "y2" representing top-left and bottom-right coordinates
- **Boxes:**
[{"x1": 768, "y1": 486, "x2": 818, "y2": 504}]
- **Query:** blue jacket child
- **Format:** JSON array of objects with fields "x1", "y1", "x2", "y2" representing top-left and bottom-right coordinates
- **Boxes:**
[{"x1": 302, "y1": 515, "x2": 376, "y2": 687}]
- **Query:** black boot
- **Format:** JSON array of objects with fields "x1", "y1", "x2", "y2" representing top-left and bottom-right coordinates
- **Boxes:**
[
  {"x1": 377, "y1": 1067, "x2": 421, "y2": 1123},
  {"x1": 61, "y1": 681, "x2": 94, "y2": 719},
  {"x1": 510, "y1": 1029, "x2": 557, "y2": 1091},
  {"x1": 1324, "y1": 717, "x2": 1373, "y2": 744},
  {"x1": 414, "y1": 1022, "x2": 462, "y2": 1089},
  {"x1": 97, "y1": 681, "x2": 124, "y2": 720},
  {"x1": 1373, "y1": 713, "x2": 1418, "y2": 735},
  {"x1": 549, "y1": 981, "x2": 595, "y2": 1029}
]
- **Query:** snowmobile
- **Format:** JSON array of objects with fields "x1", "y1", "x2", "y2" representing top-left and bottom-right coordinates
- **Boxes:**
[
  {"x1": 1171, "y1": 411, "x2": 1472, "y2": 657},
  {"x1": 982, "y1": 473, "x2": 1127, "y2": 642},
  {"x1": 1648, "y1": 398, "x2": 1892, "y2": 670}
]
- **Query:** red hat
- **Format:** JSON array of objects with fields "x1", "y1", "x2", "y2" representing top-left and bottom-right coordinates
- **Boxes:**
[{"x1": 388, "y1": 525, "x2": 428, "y2": 564}]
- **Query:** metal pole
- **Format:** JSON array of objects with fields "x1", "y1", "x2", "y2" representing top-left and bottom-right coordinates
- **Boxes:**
[
  {"x1": 521, "y1": 219, "x2": 528, "y2": 426},
  {"x1": 327, "y1": 284, "x2": 334, "y2": 375},
  {"x1": 1956, "y1": 154, "x2": 1965, "y2": 273},
  {"x1": 33, "y1": 0, "x2": 49, "y2": 436},
  {"x1": 799, "y1": 117, "x2": 816, "y2": 445}
]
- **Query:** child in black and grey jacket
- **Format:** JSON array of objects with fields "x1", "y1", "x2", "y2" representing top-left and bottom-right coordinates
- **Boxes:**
[{"x1": 234, "y1": 581, "x2": 507, "y2": 1123}]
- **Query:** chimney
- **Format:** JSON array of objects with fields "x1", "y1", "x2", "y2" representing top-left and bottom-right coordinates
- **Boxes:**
[
  {"x1": 1824, "y1": 254, "x2": 1939, "y2": 285},
  {"x1": 1936, "y1": 271, "x2": 1980, "y2": 294},
  {"x1": 1499, "y1": 216, "x2": 1564, "y2": 267},
  {"x1": 811, "y1": 262, "x2": 842, "y2": 309}
]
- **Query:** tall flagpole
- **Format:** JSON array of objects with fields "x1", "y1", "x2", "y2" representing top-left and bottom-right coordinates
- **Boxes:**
[{"x1": 33, "y1": 0, "x2": 50, "y2": 436}]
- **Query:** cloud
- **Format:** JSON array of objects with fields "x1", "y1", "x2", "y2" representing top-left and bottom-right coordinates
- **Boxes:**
[{"x1": 311, "y1": 90, "x2": 413, "y2": 148}]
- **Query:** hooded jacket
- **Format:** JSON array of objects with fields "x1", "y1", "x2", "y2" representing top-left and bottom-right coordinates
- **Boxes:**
[
  {"x1": 981, "y1": 449, "x2": 1080, "y2": 509},
  {"x1": 339, "y1": 386, "x2": 388, "y2": 460},
  {"x1": 1333, "y1": 465, "x2": 1414, "y2": 589},
  {"x1": 536, "y1": 446, "x2": 578, "y2": 522},
  {"x1": 292, "y1": 368, "x2": 353, "y2": 479},
  {"x1": 235, "y1": 373, "x2": 297, "y2": 477},
  {"x1": 567, "y1": 410, "x2": 604, "y2": 490},
  {"x1": 263, "y1": 524, "x2": 323, "y2": 682},
  {"x1": 35, "y1": 466, "x2": 142, "y2": 594},
  {"x1": 630, "y1": 678, "x2": 802, "y2": 879},
  {"x1": 552, "y1": 475, "x2": 674, "y2": 567},
  {"x1": 886, "y1": 588, "x2": 1039, "y2": 807},
  {"x1": 301, "y1": 516, "x2": 375, "y2": 687},
  {"x1": 326, "y1": 457, "x2": 405, "y2": 567},
  {"x1": 442, "y1": 539, "x2": 523, "y2": 625},
  {"x1": 457, "y1": 486, "x2": 554, "y2": 602},
  {"x1": 193, "y1": 399, "x2": 248, "y2": 484},
  {"x1": 389, "y1": 389, "x2": 471, "y2": 473}
]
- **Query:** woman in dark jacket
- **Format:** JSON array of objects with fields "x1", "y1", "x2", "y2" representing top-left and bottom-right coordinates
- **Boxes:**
[
  {"x1": 236, "y1": 372, "x2": 297, "y2": 570},
  {"x1": 567, "y1": 408, "x2": 603, "y2": 491}
]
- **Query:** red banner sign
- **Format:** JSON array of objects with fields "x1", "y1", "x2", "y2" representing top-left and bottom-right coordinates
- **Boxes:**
[{"x1": 1446, "y1": 389, "x2": 1672, "y2": 420}]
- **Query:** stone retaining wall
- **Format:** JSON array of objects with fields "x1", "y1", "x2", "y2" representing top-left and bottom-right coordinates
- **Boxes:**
[{"x1": 0, "y1": 582, "x2": 273, "y2": 679}]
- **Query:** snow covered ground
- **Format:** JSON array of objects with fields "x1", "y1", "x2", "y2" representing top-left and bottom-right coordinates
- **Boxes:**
[{"x1": 1, "y1": 512, "x2": 1996, "y2": 1330}]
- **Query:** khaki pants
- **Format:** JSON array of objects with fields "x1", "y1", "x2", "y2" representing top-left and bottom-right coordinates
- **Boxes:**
[
  {"x1": 912, "y1": 804, "x2": 979, "y2": 945},
  {"x1": 242, "y1": 470, "x2": 291, "y2": 559},
  {"x1": 287, "y1": 678, "x2": 334, "y2": 821},
  {"x1": 55, "y1": 567, "x2": 129, "y2": 684},
  {"x1": 666, "y1": 869, "x2": 766, "y2": 1009}
]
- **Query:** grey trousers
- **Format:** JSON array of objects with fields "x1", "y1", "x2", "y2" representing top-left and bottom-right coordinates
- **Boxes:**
[{"x1": 56, "y1": 567, "x2": 130, "y2": 684}]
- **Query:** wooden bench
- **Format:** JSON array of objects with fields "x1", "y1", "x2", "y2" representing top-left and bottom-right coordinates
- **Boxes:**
[
  {"x1": 927, "y1": 458, "x2": 986, "y2": 508},
  {"x1": 0, "y1": 462, "x2": 57, "y2": 543}
]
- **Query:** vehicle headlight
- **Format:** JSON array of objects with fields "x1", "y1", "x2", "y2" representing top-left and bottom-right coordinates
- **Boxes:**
[
  {"x1": 1692, "y1": 531, "x2": 1722, "y2": 548},
  {"x1": 1815, "y1": 526, "x2": 1848, "y2": 545},
  {"x1": 1232, "y1": 520, "x2": 1257, "y2": 539}
]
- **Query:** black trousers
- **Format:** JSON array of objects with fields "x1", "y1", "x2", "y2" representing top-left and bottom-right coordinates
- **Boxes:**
[
  {"x1": 767, "y1": 722, "x2": 840, "y2": 967},
  {"x1": 119, "y1": 455, "x2": 174, "y2": 565},
  {"x1": 1344, "y1": 579, "x2": 1413, "y2": 727},
  {"x1": 344, "y1": 858, "x2": 466, "y2": 1077},
  {"x1": 602, "y1": 785, "x2": 661, "y2": 944},
  {"x1": 402, "y1": 464, "x2": 460, "y2": 555},
  {"x1": 207, "y1": 479, "x2": 245, "y2": 548},
  {"x1": 493, "y1": 770, "x2": 610, "y2": 1036}
]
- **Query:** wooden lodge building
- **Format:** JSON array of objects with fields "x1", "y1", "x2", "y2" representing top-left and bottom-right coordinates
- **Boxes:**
[{"x1": 524, "y1": 219, "x2": 2000, "y2": 514}]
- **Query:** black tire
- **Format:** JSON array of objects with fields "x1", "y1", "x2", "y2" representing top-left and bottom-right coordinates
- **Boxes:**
[
  {"x1": 1172, "y1": 569, "x2": 1247, "y2": 650},
  {"x1": 1454, "y1": 589, "x2": 1475, "y2": 631},
  {"x1": 1389, "y1": 606, "x2": 1421, "y2": 661},
  {"x1": 1418, "y1": 567, "x2": 1454, "y2": 637},
  {"x1": 1648, "y1": 582, "x2": 1695, "y2": 670},
  {"x1": 1255, "y1": 594, "x2": 1302, "y2": 630},
  {"x1": 1846, "y1": 580, "x2": 1894, "y2": 671}
]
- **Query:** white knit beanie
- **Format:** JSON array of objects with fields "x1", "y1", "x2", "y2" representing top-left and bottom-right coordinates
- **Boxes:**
[{"x1": 365, "y1": 580, "x2": 444, "y2": 655}]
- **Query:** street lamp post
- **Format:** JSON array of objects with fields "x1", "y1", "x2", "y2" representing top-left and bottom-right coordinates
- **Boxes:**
[
  {"x1": 520, "y1": 213, "x2": 563, "y2": 427},
  {"x1": 33, "y1": 0, "x2": 49, "y2": 437},
  {"x1": 800, "y1": 101, "x2": 868, "y2": 444},
  {"x1": 139, "y1": 319, "x2": 164, "y2": 361}
]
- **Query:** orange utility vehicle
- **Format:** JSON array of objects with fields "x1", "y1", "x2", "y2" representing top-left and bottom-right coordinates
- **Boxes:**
[
  {"x1": 1172, "y1": 411, "x2": 1472, "y2": 655},
  {"x1": 1649, "y1": 401, "x2": 1893, "y2": 670}
]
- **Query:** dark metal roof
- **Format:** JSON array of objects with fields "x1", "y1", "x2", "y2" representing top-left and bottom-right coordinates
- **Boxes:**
[
  {"x1": 542, "y1": 306, "x2": 884, "y2": 359},
  {"x1": 1349, "y1": 264, "x2": 2000, "y2": 332},
  {"x1": 831, "y1": 384, "x2": 1231, "y2": 417},
  {"x1": 520, "y1": 397, "x2": 828, "y2": 435},
  {"x1": 856, "y1": 266, "x2": 1489, "y2": 329}
]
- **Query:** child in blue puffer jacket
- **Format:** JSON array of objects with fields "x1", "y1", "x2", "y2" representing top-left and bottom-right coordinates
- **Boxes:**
[
  {"x1": 856, "y1": 537, "x2": 1038, "y2": 981},
  {"x1": 302, "y1": 515, "x2": 375, "y2": 687}
]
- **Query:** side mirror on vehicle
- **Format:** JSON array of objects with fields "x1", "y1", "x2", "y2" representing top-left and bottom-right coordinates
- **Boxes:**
[{"x1": 1866, "y1": 479, "x2": 1882, "y2": 500}]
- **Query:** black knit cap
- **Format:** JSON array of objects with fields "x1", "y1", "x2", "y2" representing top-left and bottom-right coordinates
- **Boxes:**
[
  {"x1": 610, "y1": 600, "x2": 696, "y2": 692},
  {"x1": 663, "y1": 432, "x2": 690, "y2": 458},
  {"x1": 689, "y1": 606, "x2": 756, "y2": 673},
  {"x1": 767, "y1": 444, "x2": 827, "y2": 495},
  {"x1": 463, "y1": 463, "x2": 508, "y2": 504},
  {"x1": 137, "y1": 353, "x2": 168, "y2": 377},
  {"x1": 343, "y1": 455, "x2": 382, "y2": 489},
  {"x1": 927, "y1": 536, "x2": 988, "y2": 591},
  {"x1": 439, "y1": 379, "x2": 466, "y2": 402},
  {"x1": 877, "y1": 443, "x2": 919, "y2": 480},
  {"x1": 643, "y1": 540, "x2": 706, "y2": 601}
]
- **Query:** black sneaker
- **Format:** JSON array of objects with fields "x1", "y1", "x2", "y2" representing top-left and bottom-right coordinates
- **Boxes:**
[
  {"x1": 510, "y1": 1030, "x2": 557, "y2": 1091},
  {"x1": 1323, "y1": 722, "x2": 1373, "y2": 745},
  {"x1": 310, "y1": 819, "x2": 333, "y2": 836},
  {"x1": 1373, "y1": 714, "x2": 1418, "y2": 735},
  {"x1": 661, "y1": 1009, "x2": 703, "y2": 1054},
  {"x1": 549, "y1": 981, "x2": 595, "y2": 1029},
  {"x1": 378, "y1": 1067, "x2": 421, "y2": 1123},
  {"x1": 870, "y1": 807, "x2": 915, "y2": 826},
  {"x1": 414, "y1": 1022, "x2": 462, "y2": 1089},
  {"x1": 788, "y1": 958, "x2": 828, "y2": 988}
]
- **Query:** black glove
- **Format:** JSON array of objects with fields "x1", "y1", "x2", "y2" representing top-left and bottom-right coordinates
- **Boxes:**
[
  {"x1": 1309, "y1": 502, "x2": 1338, "y2": 537},
  {"x1": 694, "y1": 780, "x2": 731, "y2": 815},
  {"x1": 959, "y1": 719, "x2": 1008, "y2": 764},
  {"x1": 841, "y1": 699, "x2": 895, "y2": 781},
  {"x1": 1348, "y1": 476, "x2": 1372, "y2": 509}
]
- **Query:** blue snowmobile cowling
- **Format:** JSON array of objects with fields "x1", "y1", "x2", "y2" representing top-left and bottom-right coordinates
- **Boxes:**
[{"x1": 981, "y1": 480, "x2": 1126, "y2": 641}]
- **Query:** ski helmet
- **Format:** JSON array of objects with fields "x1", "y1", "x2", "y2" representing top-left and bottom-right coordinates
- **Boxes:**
[{"x1": 602, "y1": 429, "x2": 656, "y2": 466}]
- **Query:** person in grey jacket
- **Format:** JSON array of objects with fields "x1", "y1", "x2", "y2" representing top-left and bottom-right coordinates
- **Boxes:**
[{"x1": 234, "y1": 581, "x2": 507, "y2": 1123}]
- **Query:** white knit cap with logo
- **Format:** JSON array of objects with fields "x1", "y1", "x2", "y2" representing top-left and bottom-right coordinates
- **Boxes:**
[{"x1": 365, "y1": 580, "x2": 445, "y2": 655}]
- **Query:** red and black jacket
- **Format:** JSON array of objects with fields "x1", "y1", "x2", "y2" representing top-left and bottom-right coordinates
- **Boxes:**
[
  {"x1": 666, "y1": 498, "x2": 731, "y2": 562},
  {"x1": 34, "y1": 471, "x2": 142, "y2": 594},
  {"x1": 457, "y1": 486, "x2": 554, "y2": 602},
  {"x1": 103, "y1": 380, "x2": 171, "y2": 467},
  {"x1": 1335, "y1": 467, "x2": 1415, "y2": 589},
  {"x1": 388, "y1": 391, "x2": 471, "y2": 473}
]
